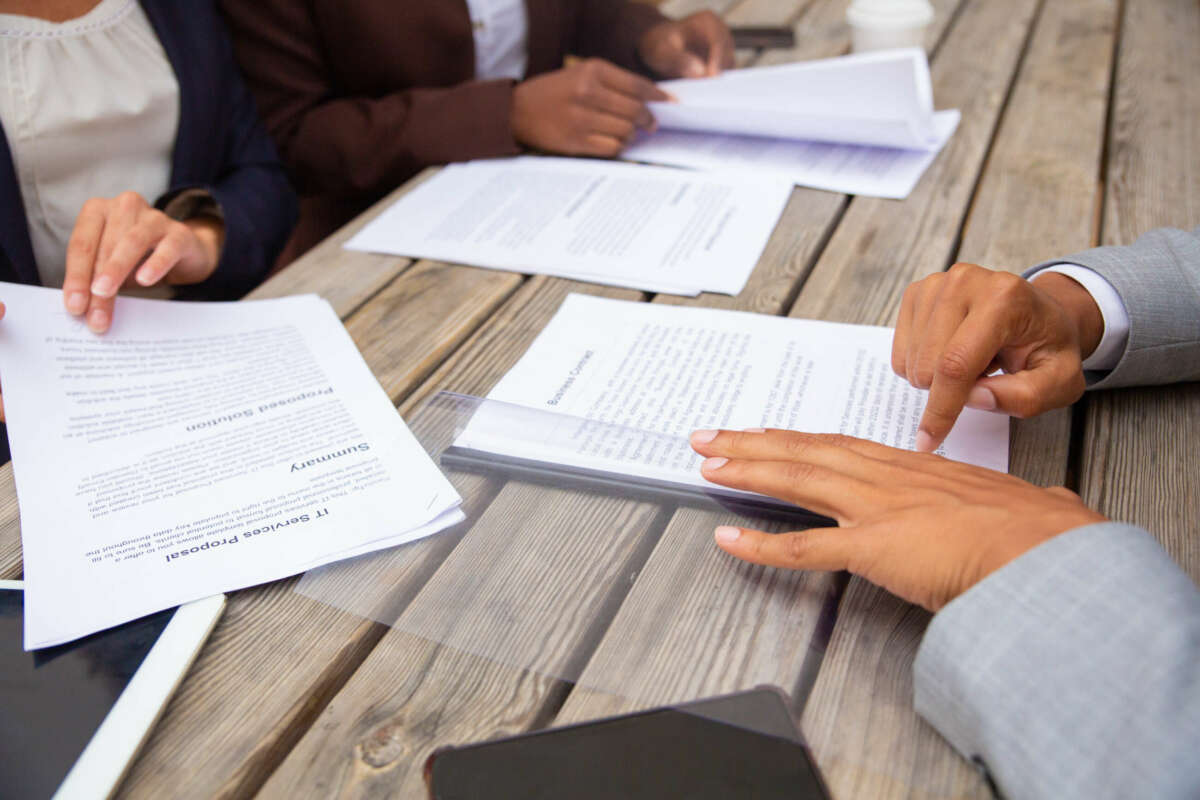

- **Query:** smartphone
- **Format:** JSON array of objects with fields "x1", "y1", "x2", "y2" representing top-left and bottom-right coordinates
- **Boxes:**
[
  {"x1": 731, "y1": 26, "x2": 797, "y2": 50},
  {"x1": 424, "y1": 687, "x2": 832, "y2": 799}
]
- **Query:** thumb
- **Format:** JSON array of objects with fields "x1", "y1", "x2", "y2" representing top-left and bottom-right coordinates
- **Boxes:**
[{"x1": 971, "y1": 357, "x2": 1086, "y2": 419}]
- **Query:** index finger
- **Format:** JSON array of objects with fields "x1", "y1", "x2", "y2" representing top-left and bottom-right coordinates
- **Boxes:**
[
  {"x1": 63, "y1": 201, "x2": 107, "y2": 315},
  {"x1": 595, "y1": 60, "x2": 670, "y2": 102},
  {"x1": 918, "y1": 309, "x2": 1010, "y2": 450}
]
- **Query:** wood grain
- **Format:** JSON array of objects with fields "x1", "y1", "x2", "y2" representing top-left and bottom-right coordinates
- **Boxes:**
[
  {"x1": 245, "y1": 171, "x2": 441, "y2": 316},
  {"x1": 1080, "y1": 0, "x2": 1200, "y2": 580},
  {"x1": 344, "y1": 261, "x2": 523, "y2": 404},
  {"x1": 789, "y1": 0, "x2": 1061, "y2": 797},
  {"x1": 556, "y1": 507, "x2": 840, "y2": 722},
  {"x1": 0, "y1": 464, "x2": 19, "y2": 579}
]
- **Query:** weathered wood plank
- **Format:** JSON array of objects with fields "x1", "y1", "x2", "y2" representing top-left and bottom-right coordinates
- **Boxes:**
[
  {"x1": 1080, "y1": 0, "x2": 1200, "y2": 581},
  {"x1": 787, "y1": 0, "x2": 1060, "y2": 796},
  {"x1": 344, "y1": 261, "x2": 523, "y2": 404}
]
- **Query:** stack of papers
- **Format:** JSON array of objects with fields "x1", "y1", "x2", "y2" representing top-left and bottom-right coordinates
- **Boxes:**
[
  {"x1": 0, "y1": 284, "x2": 463, "y2": 649},
  {"x1": 626, "y1": 48, "x2": 960, "y2": 199},
  {"x1": 345, "y1": 156, "x2": 793, "y2": 296},
  {"x1": 455, "y1": 295, "x2": 1008, "y2": 496}
]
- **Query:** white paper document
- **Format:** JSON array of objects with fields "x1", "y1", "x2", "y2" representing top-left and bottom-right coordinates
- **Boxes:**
[
  {"x1": 344, "y1": 156, "x2": 793, "y2": 296},
  {"x1": 456, "y1": 295, "x2": 1008, "y2": 498},
  {"x1": 0, "y1": 283, "x2": 463, "y2": 649},
  {"x1": 625, "y1": 49, "x2": 960, "y2": 198}
]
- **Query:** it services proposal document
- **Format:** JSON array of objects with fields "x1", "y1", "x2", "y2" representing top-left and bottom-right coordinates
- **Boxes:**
[{"x1": 0, "y1": 284, "x2": 462, "y2": 649}]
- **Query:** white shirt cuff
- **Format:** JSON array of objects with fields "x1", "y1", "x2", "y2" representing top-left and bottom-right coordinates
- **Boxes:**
[{"x1": 1027, "y1": 263, "x2": 1129, "y2": 372}]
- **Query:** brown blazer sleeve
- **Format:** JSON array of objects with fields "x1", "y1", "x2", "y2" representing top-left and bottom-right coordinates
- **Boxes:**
[
  {"x1": 220, "y1": 1, "x2": 523, "y2": 202},
  {"x1": 571, "y1": 0, "x2": 668, "y2": 73}
]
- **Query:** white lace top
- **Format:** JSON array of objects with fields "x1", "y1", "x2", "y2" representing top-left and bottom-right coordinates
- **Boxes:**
[{"x1": 0, "y1": 0, "x2": 179, "y2": 286}]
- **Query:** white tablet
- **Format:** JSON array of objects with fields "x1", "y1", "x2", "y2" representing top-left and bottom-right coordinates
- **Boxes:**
[{"x1": 0, "y1": 581, "x2": 224, "y2": 799}]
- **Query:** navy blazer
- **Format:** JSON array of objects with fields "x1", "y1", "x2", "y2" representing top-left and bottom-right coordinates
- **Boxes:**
[{"x1": 0, "y1": 0, "x2": 297, "y2": 298}]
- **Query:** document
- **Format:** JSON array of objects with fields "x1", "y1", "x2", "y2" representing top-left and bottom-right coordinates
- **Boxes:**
[
  {"x1": 0, "y1": 284, "x2": 463, "y2": 649},
  {"x1": 455, "y1": 295, "x2": 1008, "y2": 498},
  {"x1": 344, "y1": 156, "x2": 793, "y2": 296},
  {"x1": 625, "y1": 49, "x2": 960, "y2": 199}
]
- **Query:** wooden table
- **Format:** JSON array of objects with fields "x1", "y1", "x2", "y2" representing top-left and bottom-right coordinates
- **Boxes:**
[{"x1": 2, "y1": 0, "x2": 1197, "y2": 796}]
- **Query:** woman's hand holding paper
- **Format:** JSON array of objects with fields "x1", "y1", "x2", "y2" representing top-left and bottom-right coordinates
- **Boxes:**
[
  {"x1": 690, "y1": 427, "x2": 1104, "y2": 612},
  {"x1": 892, "y1": 263, "x2": 1104, "y2": 452},
  {"x1": 511, "y1": 59, "x2": 670, "y2": 158},
  {"x1": 638, "y1": 11, "x2": 736, "y2": 79},
  {"x1": 63, "y1": 192, "x2": 224, "y2": 334}
]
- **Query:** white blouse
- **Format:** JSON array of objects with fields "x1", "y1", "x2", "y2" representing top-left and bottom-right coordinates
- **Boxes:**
[
  {"x1": 464, "y1": 0, "x2": 529, "y2": 81},
  {"x1": 0, "y1": 0, "x2": 179, "y2": 287}
]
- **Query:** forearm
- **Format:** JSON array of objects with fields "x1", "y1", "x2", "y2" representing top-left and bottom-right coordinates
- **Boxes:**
[{"x1": 914, "y1": 522, "x2": 1200, "y2": 799}]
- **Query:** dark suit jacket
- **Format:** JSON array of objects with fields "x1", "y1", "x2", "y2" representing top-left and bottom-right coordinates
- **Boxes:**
[
  {"x1": 0, "y1": 0, "x2": 297, "y2": 299},
  {"x1": 220, "y1": 0, "x2": 666, "y2": 258},
  {"x1": 0, "y1": 0, "x2": 298, "y2": 464}
]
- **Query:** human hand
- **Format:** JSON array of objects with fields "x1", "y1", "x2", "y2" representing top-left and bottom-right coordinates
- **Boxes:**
[
  {"x1": 690, "y1": 428, "x2": 1105, "y2": 612},
  {"x1": 63, "y1": 191, "x2": 224, "y2": 334},
  {"x1": 511, "y1": 58, "x2": 669, "y2": 157},
  {"x1": 638, "y1": 11, "x2": 735, "y2": 79},
  {"x1": 893, "y1": 263, "x2": 1104, "y2": 452}
]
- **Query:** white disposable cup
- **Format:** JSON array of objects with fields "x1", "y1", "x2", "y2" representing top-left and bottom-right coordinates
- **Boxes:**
[{"x1": 847, "y1": 0, "x2": 934, "y2": 53}]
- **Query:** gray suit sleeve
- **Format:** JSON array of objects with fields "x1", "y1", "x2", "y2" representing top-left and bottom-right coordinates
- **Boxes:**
[
  {"x1": 913, "y1": 522, "x2": 1200, "y2": 799},
  {"x1": 1025, "y1": 225, "x2": 1200, "y2": 389}
]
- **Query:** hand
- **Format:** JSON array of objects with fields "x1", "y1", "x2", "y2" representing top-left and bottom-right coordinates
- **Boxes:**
[
  {"x1": 638, "y1": 11, "x2": 735, "y2": 79},
  {"x1": 893, "y1": 263, "x2": 1104, "y2": 452},
  {"x1": 511, "y1": 58, "x2": 669, "y2": 158},
  {"x1": 63, "y1": 191, "x2": 224, "y2": 334},
  {"x1": 690, "y1": 428, "x2": 1106, "y2": 612}
]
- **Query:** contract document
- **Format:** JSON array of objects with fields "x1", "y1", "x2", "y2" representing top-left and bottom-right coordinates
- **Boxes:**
[
  {"x1": 0, "y1": 284, "x2": 462, "y2": 649},
  {"x1": 625, "y1": 49, "x2": 960, "y2": 199},
  {"x1": 344, "y1": 156, "x2": 793, "y2": 296},
  {"x1": 455, "y1": 295, "x2": 1008, "y2": 501}
]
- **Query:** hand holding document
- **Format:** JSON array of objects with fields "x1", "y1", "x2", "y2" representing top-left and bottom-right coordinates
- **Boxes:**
[
  {"x1": 0, "y1": 284, "x2": 462, "y2": 648},
  {"x1": 453, "y1": 295, "x2": 1007, "y2": 502},
  {"x1": 345, "y1": 156, "x2": 793, "y2": 296},
  {"x1": 625, "y1": 49, "x2": 960, "y2": 198}
]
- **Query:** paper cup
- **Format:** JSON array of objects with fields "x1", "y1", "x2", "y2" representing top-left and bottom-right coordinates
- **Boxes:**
[{"x1": 847, "y1": 0, "x2": 934, "y2": 53}]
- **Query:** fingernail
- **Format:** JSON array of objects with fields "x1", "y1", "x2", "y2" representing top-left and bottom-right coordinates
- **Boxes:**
[
  {"x1": 703, "y1": 457, "x2": 728, "y2": 471},
  {"x1": 136, "y1": 267, "x2": 155, "y2": 286},
  {"x1": 66, "y1": 291, "x2": 88, "y2": 315},
  {"x1": 691, "y1": 429, "x2": 718, "y2": 444},
  {"x1": 91, "y1": 276, "x2": 115, "y2": 297},
  {"x1": 743, "y1": 427, "x2": 766, "y2": 433},
  {"x1": 915, "y1": 430, "x2": 937, "y2": 453},
  {"x1": 87, "y1": 308, "x2": 109, "y2": 333},
  {"x1": 715, "y1": 526, "x2": 741, "y2": 544},
  {"x1": 966, "y1": 386, "x2": 997, "y2": 411}
]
